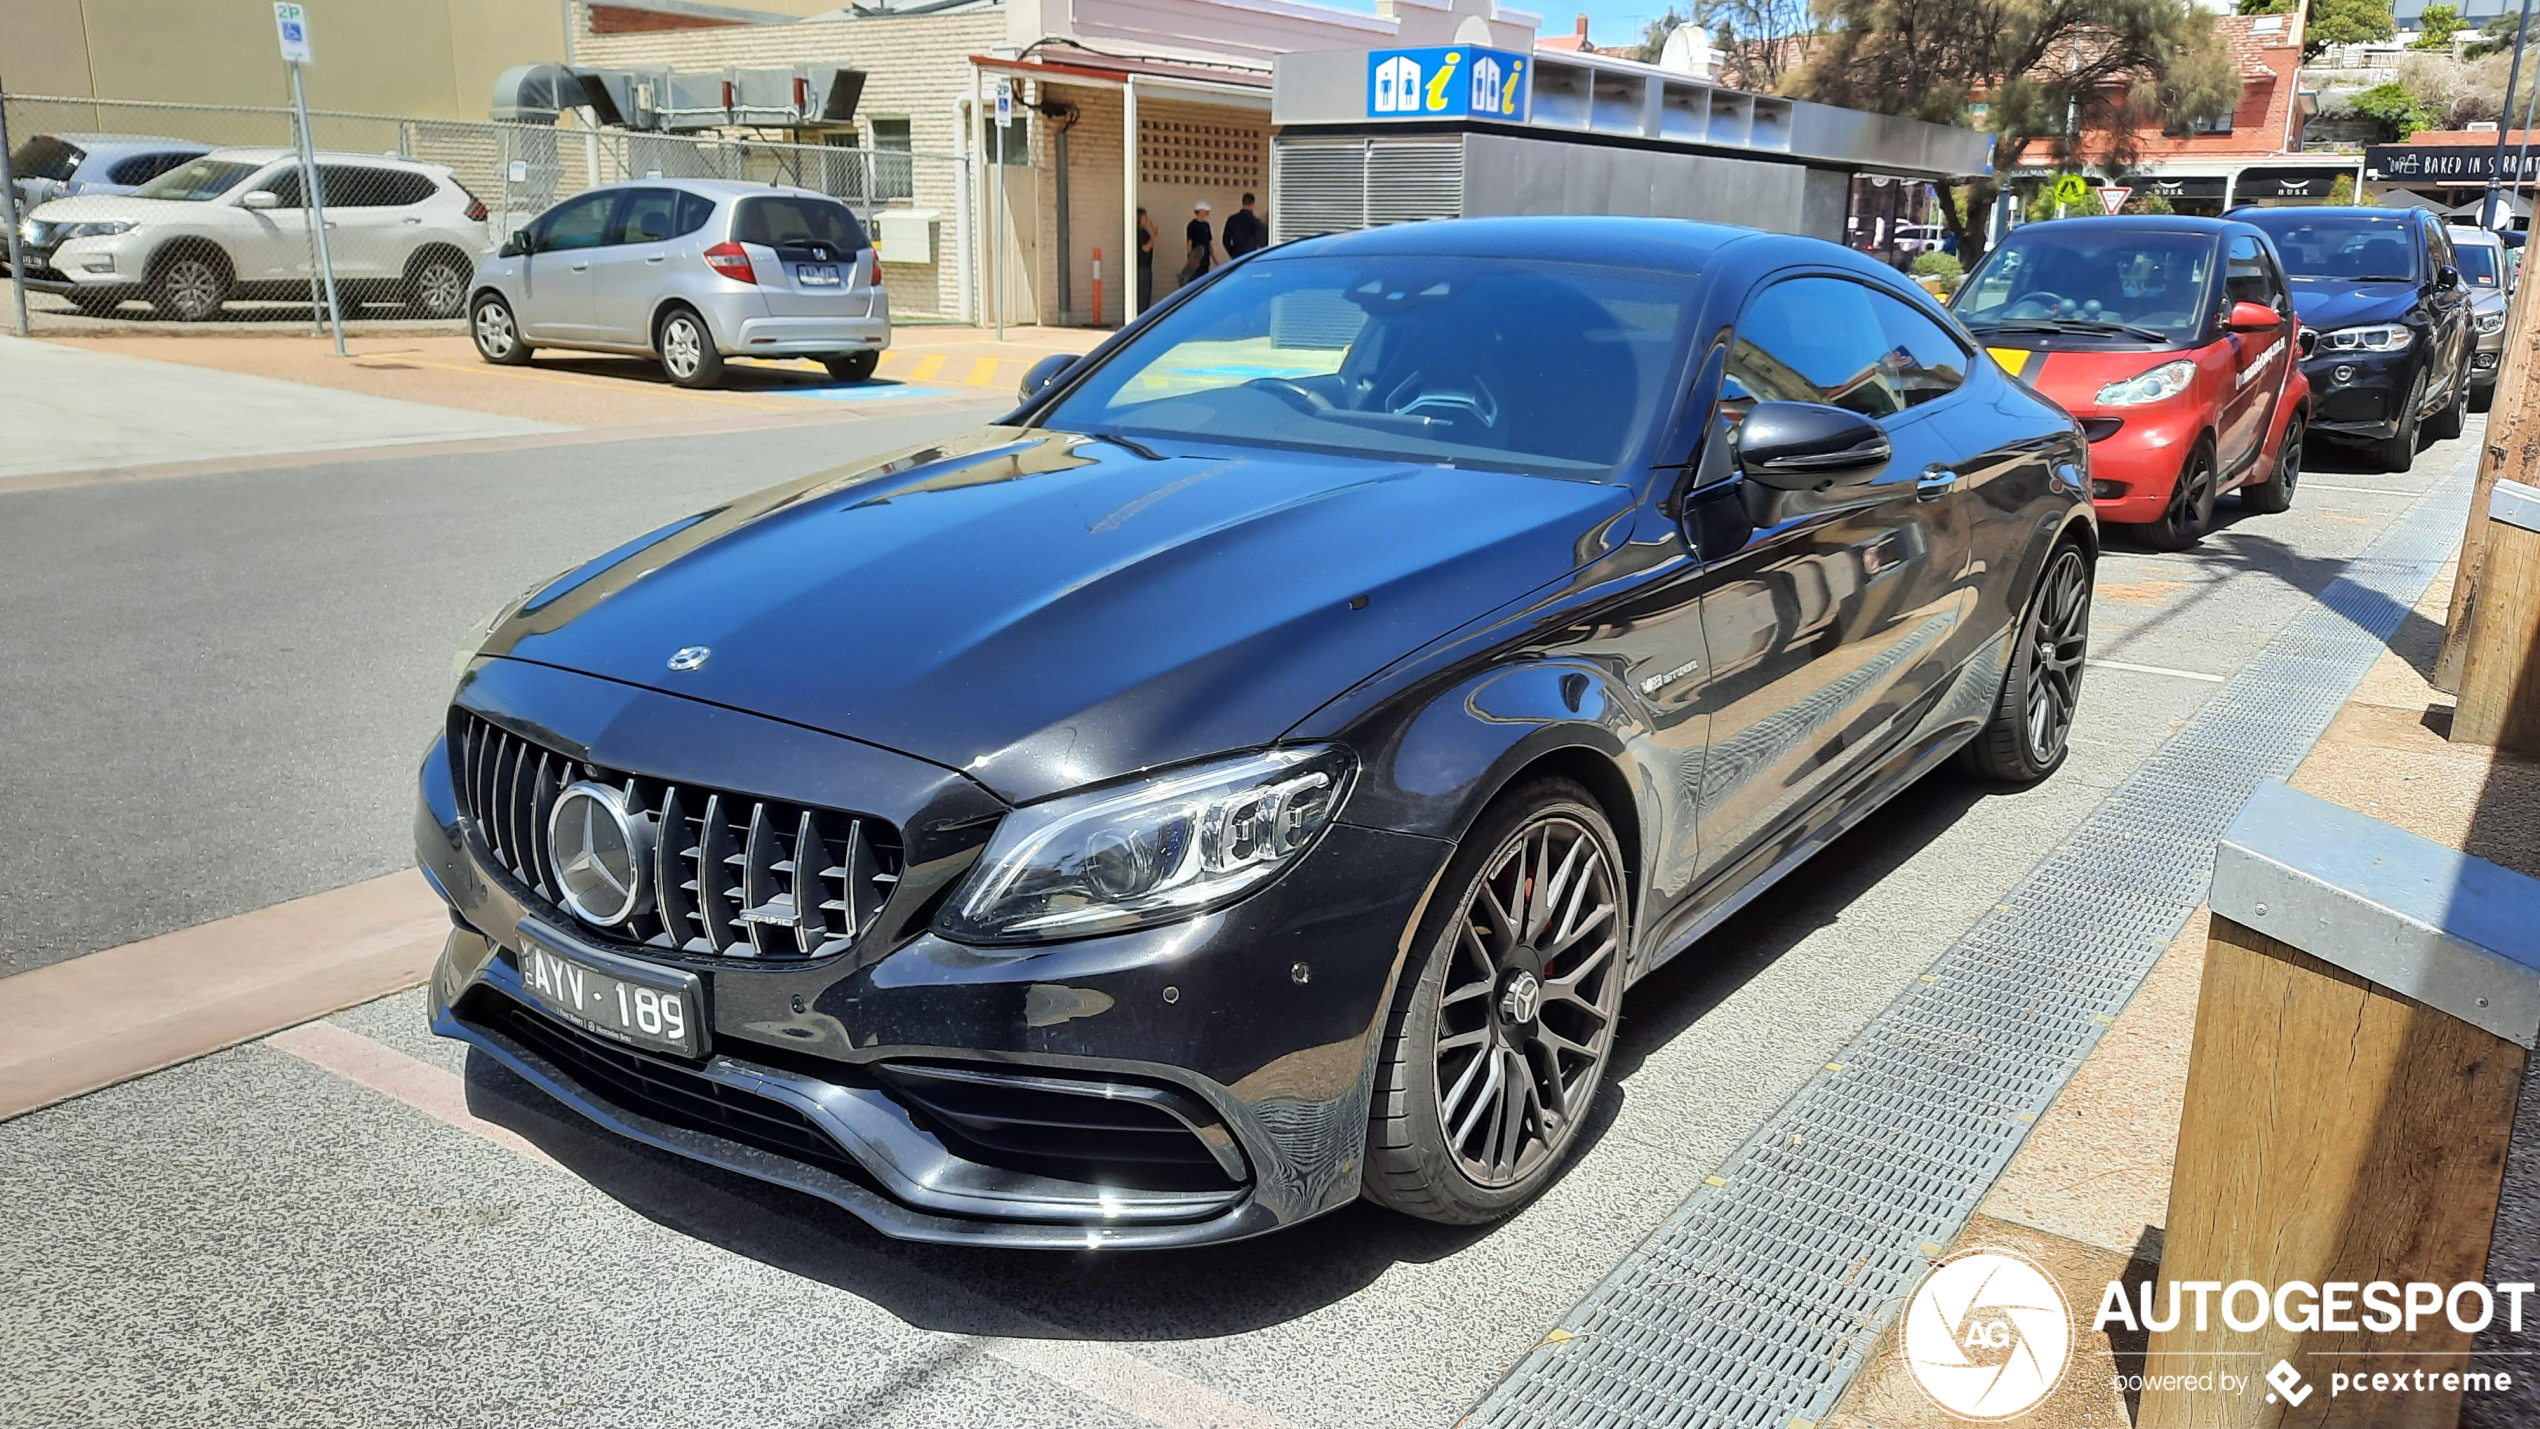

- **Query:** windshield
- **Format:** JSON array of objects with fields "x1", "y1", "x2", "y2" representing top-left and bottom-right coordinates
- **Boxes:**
[
  {"x1": 2238, "y1": 213, "x2": 2420, "y2": 283},
  {"x1": 2455, "y1": 243, "x2": 2502, "y2": 287},
  {"x1": 1038, "y1": 255, "x2": 1693, "y2": 477},
  {"x1": 10, "y1": 136, "x2": 83, "y2": 182},
  {"x1": 130, "y1": 158, "x2": 262, "y2": 202},
  {"x1": 1951, "y1": 228, "x2": 2216, "y2": 340}
]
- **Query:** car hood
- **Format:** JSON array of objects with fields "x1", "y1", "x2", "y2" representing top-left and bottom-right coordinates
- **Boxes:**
[
  {"x1": 483, "y1": 426, "x2": 1634, "y2": 804},
  {"x1": 2286, "y1": 279, "x2": 2418, "y2": 333},
  {"x1": 24, "y1": 194, "x2": 216, "y2": 226}
]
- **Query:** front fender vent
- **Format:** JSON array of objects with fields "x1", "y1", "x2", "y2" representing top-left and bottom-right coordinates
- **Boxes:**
[{"x1": 452, "y1": 711, "x2": 901, "y2": 959}]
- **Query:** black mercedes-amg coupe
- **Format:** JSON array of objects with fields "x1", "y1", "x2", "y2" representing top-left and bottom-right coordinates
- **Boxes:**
[{"x1": 418, "y1": 217, "x2": 2095, "y2": 1247}]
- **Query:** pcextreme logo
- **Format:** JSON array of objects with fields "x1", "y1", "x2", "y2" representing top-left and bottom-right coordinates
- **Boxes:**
[{"x1": 1902, "y1": 1249, "x2": 2074, "y2": 1421}]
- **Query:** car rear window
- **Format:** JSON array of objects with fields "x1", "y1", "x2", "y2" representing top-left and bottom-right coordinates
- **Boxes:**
[
  {"x1": 108, "y1": 151, "x2": 199, "y2": 186},
  {"x1": 10, "y1": 136, "x2": 84, "y2": 181},
  {"x1": 734, "y1": 195, "x2": 867, "y2": 252}
]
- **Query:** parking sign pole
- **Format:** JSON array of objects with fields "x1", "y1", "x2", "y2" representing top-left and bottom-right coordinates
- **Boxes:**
[
  {"x1": 0, "y1": 77, "x2": 31, "y2": 337},
  {"x1": 275, "y1": 5, "x2": 346, "y2": 356}
]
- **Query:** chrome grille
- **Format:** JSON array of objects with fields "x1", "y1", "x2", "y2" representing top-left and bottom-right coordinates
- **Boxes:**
[{"x1": 452, "y1": 712, "x2": 901, "y2": 959}]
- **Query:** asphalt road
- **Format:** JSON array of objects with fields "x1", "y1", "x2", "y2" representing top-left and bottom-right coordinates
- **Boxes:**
[
  {"x1": 0, "y1": 405, "x2": 1001, "y2": 978},
  {"x1": 0, "y1": 404, "x2": 2480, "y2": 1427}
]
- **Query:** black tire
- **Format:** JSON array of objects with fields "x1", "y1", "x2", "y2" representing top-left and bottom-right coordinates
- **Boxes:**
[
  {"x1": 2240, "y1": 410, "x2": 2303, "y2": 515},
  {"x1": 1364, "y1": 777, "x2": 1628, "y2": 1225},
  {"x1": 470, "y1": 292, "x2": 533, "y2": 366},
  {"x1": 1959, "y1": 541, "x2": 2091, "y2": 785},
  {"x1": 149, "y1": 247, "x2": 231, "y2": 322},
  {"x1": 2139, "y1": 442, "x2": 2216, "y2": 551},
  {"x1": 2376, "y1": 369, "x2": 2427, "y2": 472},
  {"x1": 67, "y1": 292, "x2": 125, "y2": 317},
  {"x1": 823, "y1": 350, "x2": 879, "y2": 382},
  {"x1": 2475, "y1": 380, "x2": 2498, "y2": 415},
  {"x1": 405, "y1": 247, "x2": 471, "y2": 320},
  {"x1": 2426, "y1": 370, "x2": 2467, "y2": 443},
  {"x1": 656, "y1": 306, "x2": 724, "y2": 389}
]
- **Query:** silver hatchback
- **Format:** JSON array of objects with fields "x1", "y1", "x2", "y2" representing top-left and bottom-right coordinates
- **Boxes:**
[{"x1": 467, "y1": 179, "x2": 889, "y2": 388}]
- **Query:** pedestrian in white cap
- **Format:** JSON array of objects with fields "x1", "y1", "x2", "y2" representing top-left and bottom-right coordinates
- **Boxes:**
[{"x1": 1181, "y1": 202, "x2": 1218, "y2": 285}]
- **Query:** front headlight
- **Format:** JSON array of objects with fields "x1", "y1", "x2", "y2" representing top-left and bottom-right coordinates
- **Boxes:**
[
  {"x1": 2317, "y1": 323, "x2": 2414, "y2": 354},
  {"x1": 937, "y1": 746, "x2": 1356, "y2": 943},
  {"x1": 53, "y1": 220, "x2": 136, "y2": 241},
  {"x1": 2094, "y1": 359, "x2": 2197, "y2": 407},
  {"x1": 2478, "y1": 311, "x2": 2508, "y2": 335}
]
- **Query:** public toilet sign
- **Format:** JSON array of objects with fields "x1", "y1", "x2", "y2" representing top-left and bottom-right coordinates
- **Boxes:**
[
  {"x1": 1366, "y1": 47, "x2": 1531, "y2": 123},
  {"x1": 273, "y1": 2, "x2": 313, "y2": 64},
  {"x1": 2098, "y1": 186, "x2": 2131, "y2": 215}
]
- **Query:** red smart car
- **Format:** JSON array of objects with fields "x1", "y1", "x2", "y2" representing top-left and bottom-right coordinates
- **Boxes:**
[{"x1": 1950, "y1": 215, "x2": 2311, "y2": 548}]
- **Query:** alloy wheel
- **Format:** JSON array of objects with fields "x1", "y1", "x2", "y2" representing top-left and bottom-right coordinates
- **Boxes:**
[
  {"x1": 473, "y1": 300, "x2": 516, "y2": 358},
  {"x1": 2276, "y1": 420, "x2": 2302, "y2": 498},
  {"x1": 1432, "y1": 814, "x2": 1623, "y2": 1189},
  {"x1": 661, "y1": 316, "x2": 703, "y2": 379},
  {"x1": 416, "y1": 261, "x2": 466, "y2": 318},
  {"x1": 163, "y1": 259, "x2": 221, "y2": 320},
  {"x1": 2022, "y1": 548, "x2": 2091, "y2": 763}
]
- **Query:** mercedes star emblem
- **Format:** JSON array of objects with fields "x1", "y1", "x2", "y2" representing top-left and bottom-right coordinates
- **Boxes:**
[
  {"x1": 667, "y1": 646, "x2": 711, "y2": 671},
  {"x1": 547, "y1": 780, "x2": 656, "y2": 926}
]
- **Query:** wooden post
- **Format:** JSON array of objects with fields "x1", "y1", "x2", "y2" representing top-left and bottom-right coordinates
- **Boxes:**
[
  {"x1": 2456, "y1": 478, "x2": 2540, "y2": 752},
  {"x1": 2140, "y1": 782, "x2": 2540, "y2": 1429},
  {"x1": 2438, "y1": 236, "x2": 2540, "y2": 693}
]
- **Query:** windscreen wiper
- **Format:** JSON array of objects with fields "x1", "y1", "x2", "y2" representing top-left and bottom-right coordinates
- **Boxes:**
[{"x1": 1974, "y1": 317, "x2": 2172, "y2": 343}]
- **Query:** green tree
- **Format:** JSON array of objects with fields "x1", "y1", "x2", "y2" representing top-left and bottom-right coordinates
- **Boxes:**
[
  {"x1": 2466, "y1": 11, "x2": 2523, "y2": 57},
  {"x1": 2325, "y1": 174, "x2": 2380, "y2": 204},
  {"x1": 2234, "y1": 0, "x2": 2295, "y2": 12},
  {"x1": 2353, "y1": 79, "x2": 2438, "y2": 136},
  {"x1": 1790, "y1": 0, "x2": 2240, "y2": 260},
  {"x1": 1634, "y1": 8, "x2": 1689, "y2": 62},
  {"x1": 2308, "y1": 0, "x2": 2397, "y2": 56},
  {"x1": 2414, "y1": 2, "x2": 2467, "y2": 50},
  {"x1": 1695, "y1": 0, "x2": 1813, "y2": 91}
]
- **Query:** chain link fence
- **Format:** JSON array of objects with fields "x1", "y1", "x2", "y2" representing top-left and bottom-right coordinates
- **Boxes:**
[{"x1": 3, "y1": 92, "x2": 967, "y2": 330}]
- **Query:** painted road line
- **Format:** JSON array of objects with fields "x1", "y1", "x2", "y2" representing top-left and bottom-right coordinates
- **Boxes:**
[
  {"x1": 2297, "y1": 482, "x2": 2425, "y2": 496},
  {"x1": 279, "y1": 1019, "x2": 1299, "y2": 1429},
  {"x1": 265, "y1": 1020, "x2": 560, "y2": 1167},
  {"x1": 965, "y1": 356, "x2": 1002, "y2": 386},
  {"x1": 910, "y1": 353, "x2": 949, "y2": 383},
  {"x1": 790, "y1": 384, "x2": 943, "y2": 403},
  {"x1": 0, "y1": 871, "x2": 446, "y2": 1120},
  {"x1": 2089, "y1": 658, "x2": 2230, "y2": 683}
]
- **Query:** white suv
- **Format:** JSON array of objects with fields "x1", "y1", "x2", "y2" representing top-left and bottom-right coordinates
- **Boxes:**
[{"x1": 11, "y1": 147, "x2": 489, "y2": 321}]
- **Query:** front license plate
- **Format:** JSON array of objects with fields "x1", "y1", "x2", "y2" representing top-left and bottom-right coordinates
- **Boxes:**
[
  {"x1": 798, "y1": 264, "x2": 841, "y2": 286},
  {"x1": 514, "y1": 935, "x2": 702, "y2": 1058}
]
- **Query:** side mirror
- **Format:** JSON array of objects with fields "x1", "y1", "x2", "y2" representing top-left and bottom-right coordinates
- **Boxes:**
[
  {"x1": 241, "y1": 190, "x2": 279, "y2": 211},
  {"x1": 1017, "y1": 353, "x2": 1075, "y2": 403},
  {"x1": 499, "y1": 228, "x2": 533, "y2": 258},
  {"x1": 2297, "y1": 326, "x2": 2319, "y2": 359},
  {"x1": 1732, "y1": 401, "x2": 1893, "y2": 490},
  {"x1": 2227, "y1": 300, "x2": 2281, "y2": 332},
  {"x1": 2437, "y1": 265, "x2": 2463, "y2": 292}
]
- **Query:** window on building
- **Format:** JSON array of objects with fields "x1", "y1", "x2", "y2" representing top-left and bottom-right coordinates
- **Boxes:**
[{"x1": 869, "y1": 117, "x2": 914, "y2": 200}]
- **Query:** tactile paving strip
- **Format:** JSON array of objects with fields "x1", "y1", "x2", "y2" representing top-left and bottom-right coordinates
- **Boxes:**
[{"x1": 1469, "y1": 456, "x2": 2479, "y2": 1429}]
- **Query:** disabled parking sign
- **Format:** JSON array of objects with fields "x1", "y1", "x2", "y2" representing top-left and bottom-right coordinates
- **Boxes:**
[
  {"x1": 1367, "y1": 47, "x2": 1530, "y2": 122},
  {"x1": 273, "y1": 2, "x2": 314, "y2": 64}
]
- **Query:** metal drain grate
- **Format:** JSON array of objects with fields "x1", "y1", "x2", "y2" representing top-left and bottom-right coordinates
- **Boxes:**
[{"x1": 1470, "y1": 456, "x2": 2480, "y2": 1429}]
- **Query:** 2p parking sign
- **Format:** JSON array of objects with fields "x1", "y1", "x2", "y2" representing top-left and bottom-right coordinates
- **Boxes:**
[
  {"x1": 273, "y1": 2, "x2": 314, "y2": 64},
  {"x1": 1366, "y1": 46, "x2": 1530, "y2": 122}
]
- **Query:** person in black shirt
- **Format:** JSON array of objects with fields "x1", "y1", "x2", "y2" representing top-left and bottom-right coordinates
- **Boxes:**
[
  {"x1": 1223, "y1": 191, "x2": 1267, "y2": 258},
  {"x1": 1136, "y1": 206, "x2": 1156, "y2": 312},
  {"x1": 1181, "y1": 202, "x2": 1216, "y2": 284}
]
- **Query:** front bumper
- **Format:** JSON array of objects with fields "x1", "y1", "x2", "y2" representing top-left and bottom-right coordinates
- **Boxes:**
[
  {"x1": 419, "y1": 658, "x2": 1450, "y2": 1248},
  {"x1": 2066, "y1": 399, "x2": 2202, "y2": 525},
  {"x1": 2301, "y1": 350, "x2": 2418, "y2": 439}
]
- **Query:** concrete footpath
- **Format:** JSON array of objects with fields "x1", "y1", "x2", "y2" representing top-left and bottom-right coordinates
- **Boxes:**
[
  {"x1": 1829, "y1": 551, "x2": 2540, "y2": 1429},
  {"x1": 0, "y1": 335, "x2": 562, "y2": 480}
]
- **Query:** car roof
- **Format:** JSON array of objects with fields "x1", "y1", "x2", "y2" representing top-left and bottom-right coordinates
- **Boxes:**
[
  {"x1": 564, "y1": 177, "x2": 835, "y2": 201},
  {"x1": 191, "y1": 145, "x2": 451, "y2": 174},
  {"x1": 2448, "y1": 224, "x2": 2506, "y2": 243},
  {"x1": 2231, "y1": 205, "x2": 2418, "y2": 223}
]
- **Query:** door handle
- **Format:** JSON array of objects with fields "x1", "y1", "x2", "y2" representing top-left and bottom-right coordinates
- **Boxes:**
[
  {"x1": 570, "y1": 262, "x2": 590, "y2": 272},
  {"x1": 401, "y1": 216, "x2": 422, "y2": 225},
  {"x1": 1917, "y1": 468, "x2": 1960, "y2": 500},
  {"x1": 645, "y1": 255, "x2": 666, "y2": 265}
]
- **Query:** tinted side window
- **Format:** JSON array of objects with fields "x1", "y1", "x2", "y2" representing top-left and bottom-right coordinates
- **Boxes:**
[
  {"x1": 674, "y1": 191, "x2": 716, "y2": 237},
  {"x1": 1865, "y1": 289, "x2": 1969, "y2": 408},
  {"x1": 109, "y1": 151, "x2": 195, "y2": 186},
  {"x1": 263, "y1": 167, "x2": 303, "y2": 206},
  {"x1": 2225, "y1": 235, "x2": 2274, "y2": 306},
  {"x1": 1726, "y1": 276, "x2": 1938, "y2": 421},
  {"x1": 536, "y1": 192, "x2": 617, "y2": 252},
  {"x1": 611, "y1": 188, "x2": 683, "y2": 244},
  {"x1": 734, "y1": 195, "x2": 868, "y2": 251}
]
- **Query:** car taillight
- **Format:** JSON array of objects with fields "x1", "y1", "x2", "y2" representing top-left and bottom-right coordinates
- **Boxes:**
[
  {"x1": 464, "y1": 198, "x2": 487, "y2": 222},
  {"x1": 703, "y1": 241, "x2": 756, "y2": 284},
  {"x1": 864, "y1": 249, "x2": 879, "y2": 285}
]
